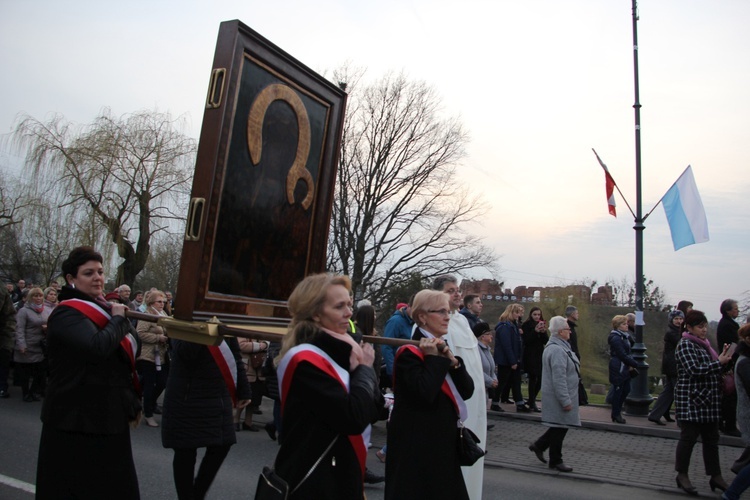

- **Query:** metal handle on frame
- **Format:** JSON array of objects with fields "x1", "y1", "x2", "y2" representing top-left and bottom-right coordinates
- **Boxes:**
[
  {"x1": 184, "y1": 197, "x2": 205, "y2": 241},
  {"x1": 205, "y1": 68, "x2": 226, "y2": 109}
]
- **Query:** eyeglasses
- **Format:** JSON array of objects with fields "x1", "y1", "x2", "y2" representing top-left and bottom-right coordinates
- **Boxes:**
[
  {"x1": 559, "y1": 328, "x2": 571, "y2": 333},
  {"x1": 428, "y1": 309, "x2": 451, "y2": 317},
  {"x1": 154, "y1": 300, "x2": 166, "y2": 304}
]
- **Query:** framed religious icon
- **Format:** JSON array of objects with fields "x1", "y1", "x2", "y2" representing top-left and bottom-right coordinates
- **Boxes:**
[{"x1": 174, "y1": 20, "x2": 347, "y2": 325}]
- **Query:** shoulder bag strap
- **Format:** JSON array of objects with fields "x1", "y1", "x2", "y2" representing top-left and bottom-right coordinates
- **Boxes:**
[{"x1": 290, "y1": 435, "x2": 339, "y2": 494}]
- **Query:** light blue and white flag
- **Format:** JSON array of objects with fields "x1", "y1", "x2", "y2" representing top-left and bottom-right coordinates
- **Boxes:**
[{"x1": 662, "y1": 165, "x2": 709, "y2": 251}]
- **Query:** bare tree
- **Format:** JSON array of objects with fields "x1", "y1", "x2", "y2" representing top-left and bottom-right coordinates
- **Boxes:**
[
  {"x1": 7, "y1": 109, "x2": 196, "y2": 285},
  {"x1": 133, "y1": 232, "x2": 183, "y2": 294},
  {"x1": 0, "y1": 169, "x2": 36, "y2": 231},
  {"x1": 327, "y1": 70, "x2": 498, "y2": 304}
]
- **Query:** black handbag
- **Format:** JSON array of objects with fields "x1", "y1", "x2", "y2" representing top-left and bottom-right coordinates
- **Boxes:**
[
  {"x1": 255, "y1": 436, "x2": 338, "y2": 500},
  {"x1": 456, "y1": 421, "x2": 485, "y2": 466}
]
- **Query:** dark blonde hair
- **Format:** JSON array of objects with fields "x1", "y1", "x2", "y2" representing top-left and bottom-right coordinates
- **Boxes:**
[
  {"x1": 612, "y1": 315, "x2": 628, "y2": 330},
  {"x1": 278, "y1": 274, "x2": 352, "y2": 361},
  {"x1": 27, "y1": 287, "x2": 44, "y2": 300},
  {"x1": 499, "y1": 303, "x2": 524, "y2": 323},
  {"x1": 144, "y1": 289, "x2": 165, "y2": 307}
]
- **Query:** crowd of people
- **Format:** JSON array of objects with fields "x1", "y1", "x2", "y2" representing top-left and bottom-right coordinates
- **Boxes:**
[{"x1": 1, "y1": 257, "x2": 749, "y2": 499}]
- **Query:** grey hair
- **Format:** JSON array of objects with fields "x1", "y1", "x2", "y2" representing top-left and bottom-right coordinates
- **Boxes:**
[
  {"x1": 626, "y1": 313, "x2": 635, "y2": 321},
  {"x1": 432, "y1": 275, "x2": 458, "y2": 291},
  {"x1": 564, "y1": 306, "x2": 577, "y2": 317},
  {"x1": 357, "y1": 299, "x2": 372, "y2": 309},
  {"x1": 549, "y1": 316, "x2": 568, "y2": 335}
]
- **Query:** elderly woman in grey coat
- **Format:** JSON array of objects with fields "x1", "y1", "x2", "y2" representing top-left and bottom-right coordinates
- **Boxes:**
[
  {"x1": 14, "y1": 287, "x2": 51, "y2": 401},
  {"x1": 528, "y1": 316, "x2": 580, "y2": 472}
]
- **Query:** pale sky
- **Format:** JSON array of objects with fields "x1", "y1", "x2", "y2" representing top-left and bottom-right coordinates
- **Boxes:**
[{"x1": 1, "y1": 0, "x2": 748, "y2": 321}]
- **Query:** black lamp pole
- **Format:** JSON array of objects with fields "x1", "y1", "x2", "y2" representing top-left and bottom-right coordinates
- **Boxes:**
[{"x1": 625, "y1": 0, "x2": 652, "y2": 416}]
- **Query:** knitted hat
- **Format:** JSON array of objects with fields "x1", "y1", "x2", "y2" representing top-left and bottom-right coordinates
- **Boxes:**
[
  {"x1": 472, "y1": 321, "x2": 492, "y2": 338},
  {"x1": 105, "y1": 291, "x2": 123, "y2": 303},
  {"x1": 668, "y1": 309, "x2": 685, "y2": 322},
  {"x1": 396, "y1": 302, "x2": 408, "y2": 311}
]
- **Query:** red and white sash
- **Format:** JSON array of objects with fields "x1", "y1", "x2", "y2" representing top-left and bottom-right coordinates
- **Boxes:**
[
  {"x1": 277, "y1": 344, "x2": 370, "y2": 477},
  {"x1": 56, "y1": 298, "x2": 141, "y2": 394},
  {"x1": 394, "y1": 344, "x2": 468, "y2": 422},
  {"x1": 208, "y1": 341, "x2": 238, "y2": 405}
]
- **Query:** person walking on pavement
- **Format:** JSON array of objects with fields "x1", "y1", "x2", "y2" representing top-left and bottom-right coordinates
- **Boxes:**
[
  {"x1": 521, "y1": 306, "x2": 548, "y2": 413},
  {"x1": 648, "y1": 309, "x2": 684, "y2": 425},
  {"x1": 717, "y1": 298, "x2": 741, "y2": 437},
  {"x1": 673, "y1": 310, "x2": 732, "y2": 495},
  {"x1": 529, "y1": 316, "x2": 580, "y2": 473},
  {"x1": 608, "y1": 315, "x2": 638, "y2": 424}
]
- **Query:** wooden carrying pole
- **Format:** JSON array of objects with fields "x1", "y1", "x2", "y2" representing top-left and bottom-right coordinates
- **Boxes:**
[{"x1": 126, "y1": 310, "x2": 425, "y2": 350}]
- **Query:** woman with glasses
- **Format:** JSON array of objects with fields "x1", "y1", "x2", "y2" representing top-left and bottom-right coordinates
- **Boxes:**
[
  {"x1": 135, "y1": 289, "x2": 171, "y2": 427},
  {"x1": 385, "y1": 290, "x2": 474, "y2": 500},
  {"x1": 529, "y1": 316, "x2": 580, "y2": 472},
  {"x1": 473, "y1": 321, "x2": 498, "y2": 405}
]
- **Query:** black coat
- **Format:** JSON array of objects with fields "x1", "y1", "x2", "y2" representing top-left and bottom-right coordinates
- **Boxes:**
[
  {"x1": 521, "y1": 319, "x2": 548, "y2": 376},
  {"x1": 41, "y1": 287, "x2": 142, "y2": 434},
  {"x1": 717, "y1": 315, "x2": 740, "y2": 352},
  {"x1": 161, "y1": 337, "x2": 250, "y2": 449},
  {"x1": 567, "y1": 319, "x2": 581, "y2": 361},
  {"x1": 385, "y1": 328, "x2": 474, "y2": 500},
  {"x1": 274, "y1": 332, "x2": 380, "y2": 500},
  {"x1": 608, "y1": 330, "x2": 638, "y2": 386},
  {"x1": 661, "y1": 322, "x2": 682, "y2": 377}
]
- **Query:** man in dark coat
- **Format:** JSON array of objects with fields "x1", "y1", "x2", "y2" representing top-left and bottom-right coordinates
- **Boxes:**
[
  {"x1": 717, "y1": 298, "x2": 741, "y2": 436},
  {"x1": 459, "y1": 294, "x2": 483, "y2": 330},
  {"x1": 0, "y1": 284, "x2": 17, "y2": 398},
  {"x1": 566, "y1": 306, "x2": 587, "y2": 405}
]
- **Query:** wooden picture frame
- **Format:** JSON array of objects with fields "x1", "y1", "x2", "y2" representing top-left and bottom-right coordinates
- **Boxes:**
[{"x1": 174, "y1": 20, "x2": 346, "y2": 325}]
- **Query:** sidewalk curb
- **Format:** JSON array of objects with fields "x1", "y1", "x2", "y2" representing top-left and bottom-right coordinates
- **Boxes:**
[{"x1": 487, "y1": 406, "x2": 745, "y2": 447}]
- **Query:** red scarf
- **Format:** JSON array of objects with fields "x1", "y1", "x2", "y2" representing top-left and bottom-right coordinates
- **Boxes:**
[{"x1": 57, "y1": 298, "x2": 141, "y2": 395}]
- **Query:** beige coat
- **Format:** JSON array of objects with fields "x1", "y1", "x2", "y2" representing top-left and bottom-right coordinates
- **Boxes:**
[
  {"x1": 237, "y1": 337, "x2": 268, "y2": 383},
  {"x1": 136, "y1": 308, "x2": 169, "y2": 365}
]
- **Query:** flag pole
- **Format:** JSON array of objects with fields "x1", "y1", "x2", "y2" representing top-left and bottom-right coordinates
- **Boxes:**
[
  {"x1": 625, "y1": 0, "x2": 652, "y2": 416},
  {"x1": 592, "y1": 148, "x2": 636, "y2": 218}
]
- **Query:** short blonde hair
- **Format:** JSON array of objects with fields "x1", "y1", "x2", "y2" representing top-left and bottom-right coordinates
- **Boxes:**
[
  {"x1": 612, "y1": 315, "x2": 628, "y2": 330},
  {"x1": 144, "y1": 289, "x2": 165, "y2": 306},
  {"x1": 411, "y1": 290, "x2": 449, "y2": 327}
]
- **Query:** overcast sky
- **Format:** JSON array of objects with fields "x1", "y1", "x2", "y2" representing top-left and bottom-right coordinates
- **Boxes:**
[{"x1": 1, "y1": 0, "x2": 748, "y2": 321}]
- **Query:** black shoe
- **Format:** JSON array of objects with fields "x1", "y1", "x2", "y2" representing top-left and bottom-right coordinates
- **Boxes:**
[
  {"x1": 529, "y1": 442, "x2": 547, "y2": 464},
  {"x1": 550, "y1": 462, "x2": 573, "y2": 472},
  {"x1": 723, "y1": 428, "x2": 742, "y2": 437},
  {"x1": 234, "y1": 422, "x2": 242, "y2": 432},
  {"x1": 675, "y1": 474, "x2": 698, "y2": 496},
  {"x1": 490, "y1": 404, "x2": 505, "y2": 412},
  {"x1": 153, "y1": 405, "x2": 162, "y2": 415},
  {"x1": 648, "y1": 417, "x2": 666, "y2": 426},
  {"x1": 264, "y1": 423, "x2": 277, "y2": 441},
  {"x1": 516, "y1": 404, "x2": 531, "y2": 413},
  {"x1": 664, "y1": 414, "x2": 675, "y2": 422},
  {"x1": 23, "y1": 394, "x2": 35, "y2": 403},
  {"x1": 363, "y1": 468, "x2": 385, "y2": 484},
  {"x1": 501, "y1": 399, "x2": 513, "y2": 404},
  {"x1": 709, "y1": 476, "x2": 728, "y2": 492},
  {"x1": 242, "y1": 423, "x2": 259, "y2": 432},
  {"x1": 0, "y1": 390, "x2": 9, "y2": 399},
  {"x1": 531, "y1": 406, "x2": 542, "y2": 413},
  {"x1": 487, "y1": 424, "x2": 495, "y2": 431},
  {"x1": 612, "y1": 415, "x2": 626, "y2": 424},
  {"x1": 252, "y1": 407, "x2": 262, "y2": 415}
]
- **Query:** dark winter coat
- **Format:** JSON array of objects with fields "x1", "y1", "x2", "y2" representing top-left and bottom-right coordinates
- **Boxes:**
[
  {"x1": 41, "y1": 286, "x2": 142, "y2": 434},
  {"x1": 274, "y1": 332, "x2": 380, "y2": 500},
  {"x1": 494, "y1": 320, "x2": 522, "y2": 367},
  {"x1": 385, "y1": 328, "x2": 474, "y2": 500},
  {"x1": 734, "y1": 341, "x2": 750, "y2": 444},
  {"x1": 458, "y1": 307, "x2": 480, "y2": 330},
  {"x1": 608, "y1": 329, "x2": 638, "y2": 386},
  {"x1": 567, "y1": 319, "x2": 581, "y2": 361},
  {"x1": 521, "y1": 319, "x2": 548, "y2": 377},
  {"x1": 161, "y1": 337, "x2": 250, "y2": 449},
  {"x1": 717, "y1": 315, "x2": 740, "y2": 356},
  {"x1": 661, "y1": 322, "x2": 682, "y2": 377},
  {"x1": 675, "y1": 335, "x2": 726, "y2": 423}
]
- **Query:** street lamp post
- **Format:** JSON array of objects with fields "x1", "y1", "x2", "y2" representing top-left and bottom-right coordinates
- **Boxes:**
[{"x1": 625, "y1": 0, "x2": 652, "y2": 416}]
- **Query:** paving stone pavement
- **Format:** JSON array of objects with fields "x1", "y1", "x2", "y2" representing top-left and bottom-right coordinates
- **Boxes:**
[{"x1": 369, "y1": 403, "x2": 746, "y2": 497}]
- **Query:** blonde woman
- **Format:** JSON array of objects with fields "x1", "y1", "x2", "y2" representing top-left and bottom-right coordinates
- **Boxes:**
[
  {"x1": 272, "y1": 273, "x2": 379, "y2": 499},
  {"x1": 136, "y1": 290, "x2": 170, "y2": 427},
  {"x1": 608, "y1": 315, "x2": 638, "y2": 424},
  {"x1": 491, "y1": 304, "x2": 530, "y2": 412}
]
